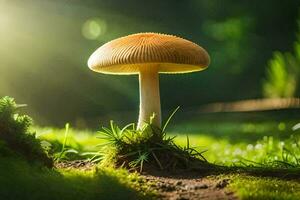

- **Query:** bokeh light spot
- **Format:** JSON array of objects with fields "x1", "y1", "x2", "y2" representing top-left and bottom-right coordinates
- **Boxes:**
[
  {"x1": 82, "y1": 18, "x2": 107, "y2": 40},
  {"x1": 278, "y1": 122, "x2": 286, "y2": 131}
]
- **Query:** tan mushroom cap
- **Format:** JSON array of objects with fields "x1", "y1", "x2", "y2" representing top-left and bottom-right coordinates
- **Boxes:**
[{"x1": 88, "y1": 32, "x2": 210, "y2": 75}]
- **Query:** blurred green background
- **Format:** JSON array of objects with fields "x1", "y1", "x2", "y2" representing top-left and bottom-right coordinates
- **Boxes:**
[{"x1": 1, "y1": 0, "x2": 300, "y2": 127}]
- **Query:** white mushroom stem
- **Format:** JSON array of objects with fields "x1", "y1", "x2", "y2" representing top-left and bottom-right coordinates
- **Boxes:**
[{"x1": 137, "y1": 67, "x2": 161, "y2": 129}]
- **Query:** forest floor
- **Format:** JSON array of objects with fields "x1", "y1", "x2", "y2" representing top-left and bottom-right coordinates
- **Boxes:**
[
  {"x1": 54, "y1": 156, "x2": 300, "y2": 200},
  {"x1": 56, "y1": 160, "x2": 237, "y2": 200},
  {"x1": 1, "y1": 112, "x2": 300, "y2": 200},
  {"x1": 45, "y1": 112, "x2": 300, "y2": 200}
]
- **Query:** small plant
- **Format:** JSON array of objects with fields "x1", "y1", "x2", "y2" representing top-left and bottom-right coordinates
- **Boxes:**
[
  {"x1": 54, "y1": 123, "x2": 79, "y2": 162},
  {"x1": 0, "y1": 96, "x2": 53, "y2": 167},
  {"x1": 96, "y1": 107, "x2": 210, "y2": 172}
]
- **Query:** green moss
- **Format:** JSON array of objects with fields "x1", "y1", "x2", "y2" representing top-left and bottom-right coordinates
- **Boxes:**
[
  {"x1": 230, "y1": 174, "x2": 300, "y2": 200},
  {"x1": 0, "y1": 96, "x2": 52, "y2": 167},
  {"x1": 0, "y1": 156, "x2": 156, "y2": 200}
]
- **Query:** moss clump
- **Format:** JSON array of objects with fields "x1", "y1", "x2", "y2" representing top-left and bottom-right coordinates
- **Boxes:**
[
  {"x1": 0, "y1": 96, "x2": 53, "y2": 167},
  {"x1": 0, "y1": 157, "x2": 156, "y2": 200},
  {"x1": 229, "y1": 174, "x2": 300, "y2": 200}
]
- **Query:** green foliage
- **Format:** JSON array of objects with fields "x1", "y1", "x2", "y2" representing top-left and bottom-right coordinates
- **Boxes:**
[
  {"x1": 96, "y1": 108, "x2": 209, "y2": 172},
  {"x1": 263, "y1": 16, "x2": 300, "y2": 98},
  {"x1": 0, "y1": 96, "x2": 52, "y2": 167},
  {"x1": 263, "y1": 52, "x2": 298, "y2": 98}
]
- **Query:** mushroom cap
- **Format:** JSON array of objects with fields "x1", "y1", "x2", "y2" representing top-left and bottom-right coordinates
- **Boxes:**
[{"x1": 88, "y1": 32, "x2": 210, "y2": 74}]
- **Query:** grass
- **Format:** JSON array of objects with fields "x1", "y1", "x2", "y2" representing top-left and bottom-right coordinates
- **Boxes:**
[
  {"x1": 35, "y1": 120, "x2": 300, "y2": 169},
  {"x1": 95, "y1": 117, "x2": 208, "y2": 172},
  {"x1": 31, "y1": 117, "x2": 300, "y2": 200},
  {"x1": 1, "y1": 97, "x2": 300, "y2": 199},
  {"x1": 173, "y1": 133, "x2": 300, "y2": 168}
]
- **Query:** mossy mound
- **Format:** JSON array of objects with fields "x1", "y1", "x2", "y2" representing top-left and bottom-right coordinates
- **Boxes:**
[{"x1": 0, "y1": 96, "x2": 53, "y2": 167}]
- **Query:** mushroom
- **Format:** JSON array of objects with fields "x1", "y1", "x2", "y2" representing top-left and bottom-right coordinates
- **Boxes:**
[{"x1": 88, "y1": 33, "x2": 210, "y2": 129}]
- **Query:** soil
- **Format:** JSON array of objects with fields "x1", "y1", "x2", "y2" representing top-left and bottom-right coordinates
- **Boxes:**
[
  {"x1": 55, "y1": 160, "x2": 94, "y2": 171},
  {"x1": 140, "y1": 168, "x2": 238, "y2": 200},
  {"x1": 145, "y1": 175, "x2": 237, "y2": 200},
  {"x1": 56, "y1": 160, "x2": 238, "y2": 200}
]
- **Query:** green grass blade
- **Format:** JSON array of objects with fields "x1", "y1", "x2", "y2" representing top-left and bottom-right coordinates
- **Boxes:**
[
  {"x1": 57, "y1": 123, "x2": 70, "y2": 161},
  {"x1": 186, "y1": 135, "x2": 190, "y2": 149},
  {"x1": 162, "y1": 106, "x2": 180, "y2": 133},
  {"x1": 120, "y1": 123, "x2": 135, "y2": 134}
]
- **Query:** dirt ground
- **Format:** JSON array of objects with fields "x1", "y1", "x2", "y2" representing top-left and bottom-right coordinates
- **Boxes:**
[
  {"x1": 144, "y1": 174, "x2": 237, "y2": 200},
  {"x1": 55, "y1": 160, "x2": 95, "y2": 170},
  {"x1": 56, "y1": 161, "x2": 238, "y2": 200}
]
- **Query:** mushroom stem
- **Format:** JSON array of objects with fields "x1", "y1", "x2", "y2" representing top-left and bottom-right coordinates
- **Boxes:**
[{"x1": 137, "y1": 68, "x2": 161, "y2": 129}]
